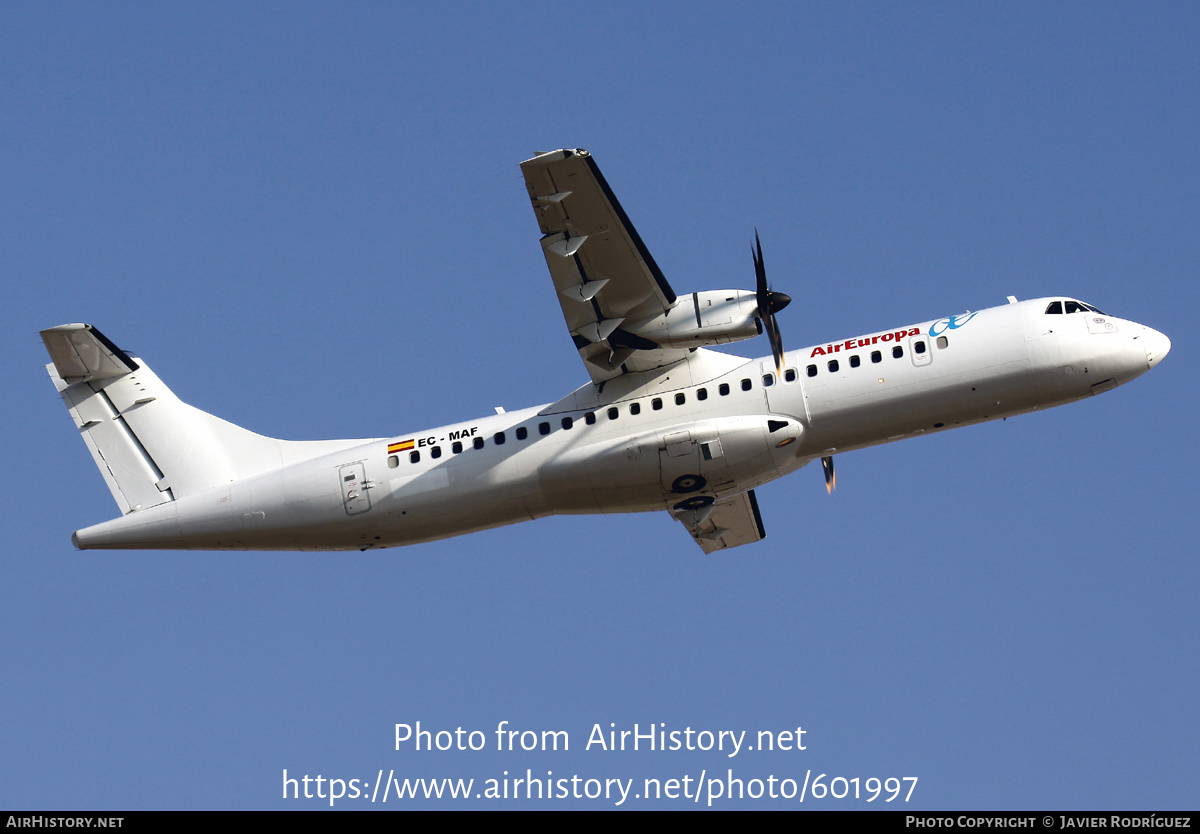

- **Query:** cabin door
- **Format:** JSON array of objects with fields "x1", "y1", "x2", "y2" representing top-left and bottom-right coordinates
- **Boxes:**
[{"x1": 339, "y1": 463, "x2": 373, "y2": 516}]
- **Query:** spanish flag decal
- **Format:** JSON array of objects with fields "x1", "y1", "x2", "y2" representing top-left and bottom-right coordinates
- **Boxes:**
[{"x1": 388, "y1": 439, "x2": 415, "y2": 454}]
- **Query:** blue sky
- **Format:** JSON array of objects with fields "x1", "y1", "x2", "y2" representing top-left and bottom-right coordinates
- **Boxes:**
[{"x1": 2, "y1": 3, "x2": 1196, "y2": 809}]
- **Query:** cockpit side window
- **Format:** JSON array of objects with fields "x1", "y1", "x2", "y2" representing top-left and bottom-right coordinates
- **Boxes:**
[
  {"x1": 1045, "y1": 301, "x2": 1063, "y2": 314},
  {"x1": 1064, "y1": 301, "x2": 1088, "y2": 314}
]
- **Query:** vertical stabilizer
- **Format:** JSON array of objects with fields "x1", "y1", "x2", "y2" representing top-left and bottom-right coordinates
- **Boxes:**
[{"x1": 42, "y1": 324, "x2": 374, "y2": 516}]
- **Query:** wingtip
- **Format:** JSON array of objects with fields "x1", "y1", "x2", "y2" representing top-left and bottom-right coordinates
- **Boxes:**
[{"x1": 521, "y1": 148, "x2": 590, "y2": 166}]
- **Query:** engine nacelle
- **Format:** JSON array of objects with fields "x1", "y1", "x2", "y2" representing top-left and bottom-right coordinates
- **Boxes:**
[{"x1": 625, "y1": 290, "x2": 760, "y2": 348}]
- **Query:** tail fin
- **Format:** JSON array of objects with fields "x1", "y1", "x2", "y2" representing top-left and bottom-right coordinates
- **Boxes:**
[{"x1": 42, "y1": 324, "x2": 369, "y2": 515}]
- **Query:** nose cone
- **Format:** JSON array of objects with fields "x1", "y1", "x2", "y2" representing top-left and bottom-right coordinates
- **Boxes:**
[{"x1": 1144, "y1": 327, "x2": 1171, "y2": 368}]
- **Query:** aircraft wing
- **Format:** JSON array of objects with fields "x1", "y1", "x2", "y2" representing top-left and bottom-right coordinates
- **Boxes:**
[
  {"x1": 673, "y1": 490, "x2": 767, "y2": 554},
  {"x1": 520, "y1": 149, "x2": 690, "y2": 383}
]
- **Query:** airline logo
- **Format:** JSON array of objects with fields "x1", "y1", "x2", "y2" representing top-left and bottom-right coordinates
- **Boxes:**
[
  {"x1": 810, "y1": 327, "x2": 921, "y2": 358},
  {"x1": 928, "y1": 312, "x2": 978, "y2": 337},
  {"x1": 807, "y1": 312, "x2": 980, "y2": 358}
]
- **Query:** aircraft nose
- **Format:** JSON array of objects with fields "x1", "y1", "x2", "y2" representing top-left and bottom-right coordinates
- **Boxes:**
[{"x1": 1143, "y1": 327, "x2": 1171, "y2": 368}]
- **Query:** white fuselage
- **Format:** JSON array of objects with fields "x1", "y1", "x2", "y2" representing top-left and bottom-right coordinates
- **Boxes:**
[{"x1": 71, "y1": 299, "x2": 1169, "y2": 551}]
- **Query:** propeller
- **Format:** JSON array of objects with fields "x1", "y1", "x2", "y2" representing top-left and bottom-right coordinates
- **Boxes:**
[
  {"x1": 753, "y1": 230, "x2": 791, "y2": 375},
  {"x1": 821, "y1": 455, "x2": 836, "y2": 494}
]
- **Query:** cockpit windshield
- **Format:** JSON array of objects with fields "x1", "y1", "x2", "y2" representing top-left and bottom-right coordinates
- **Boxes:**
[{"x1": 1046, "y1": 299, "x2": 1107, "y2": 316}]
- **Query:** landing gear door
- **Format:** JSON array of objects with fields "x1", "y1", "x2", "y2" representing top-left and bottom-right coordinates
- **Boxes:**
[
  {"x1": 339, "y1": 462, "x2": 372, "y2": 516},
  {"x1": 659, "y1": 430, "x2": 703, "y2": 496}
]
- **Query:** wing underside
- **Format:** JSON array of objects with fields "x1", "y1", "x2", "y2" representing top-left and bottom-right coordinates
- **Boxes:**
[
  {"x1": 521, "y1": 149, "x2": 690, "y2": 383},
  {"x1": 673, "y1": 490, "x2": 767, "y2": 554}
]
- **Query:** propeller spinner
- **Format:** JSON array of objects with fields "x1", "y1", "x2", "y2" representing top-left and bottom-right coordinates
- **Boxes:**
[{"x1": 753, "y1": 231, "x2": 791, "y2": 375}]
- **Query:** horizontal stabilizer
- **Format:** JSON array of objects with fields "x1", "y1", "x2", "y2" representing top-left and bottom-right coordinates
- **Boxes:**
[{"x1": 41, "y1": 324, "x2": 138, "y2": 383}]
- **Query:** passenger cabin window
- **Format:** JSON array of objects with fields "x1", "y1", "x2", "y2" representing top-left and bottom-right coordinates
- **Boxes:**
[
  {"x1": 388, "y1": 455, "x2": 399, "y2": 468},
  {"x1": 409, "y1": 451, "x2": 420, "y2": 463},
  {"x1": 539, "y1": 422, "x2": 550, "y2": 436},
  {"x1": 607, "y1": 407, "x2": 619, "y2": 420},
  {"x1": 741, "y1": 378, "x2": 752, "y2": 391},
  {"x1": 630, "y1": 402, "x2": 641, "y2": 415},
  {"x1": 892, "y1": 345, "x2": 904, "y2": 359},
  {"x1": 431, "y1": 446, "x2": 442, "y2": 458},
  {"x1": 452, "y1": 441, "x2": 463, "y2": 454},
  {"x1": 494, "y1": 432, "x2": 505, "y2": 445},
  {"x1": 936, "y1": 336, "x2": 948, "y2": 349},
  {"x1": 561, "y1": 417, "x2": 573, "y2": 430},
  {"x1": 828, "y1": 360, "x2": 839, "y2": 373},
  {"x1": 652, "y1": 398, "x2": 663, "y2": 410},
  {"x1": 850, "y1": 355, "x2": 861, "y2": 368},
  {"x1": 719, "y1": 383, "x2": 730, "y2": 396},
  {"x1": 675, "y1": 393, "x2": 686, "y2": 405},
  {"x1": 585, "y1": 411, "x2": 596, "y2": 425},
  {"x1": 697, "y1": 388, "x2": 708, "y2": 400},
  {"x1": 806, "y1": 364, "x2": 817, "y2": 377},
  {"x1": 784, "y1": 368, "x2": 797, "y2": 382},
  {"x1": 914, "y1": 340, "x2": 926, "y2": 354},
  {"x1": 871, "y1": 350, "x2": 882, "y2": 363},
  {"x1": 473, "y1": 437, "x2": 485, "y2": 450},
  {"x1": 762, "y1": 374, "x2": 774, "y2": 387},
  {"x1": 516, "y1": 427, "x2": 527, "y2": 440}
]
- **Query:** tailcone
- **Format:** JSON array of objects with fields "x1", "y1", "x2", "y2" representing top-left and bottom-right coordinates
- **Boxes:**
[{"x1": 72, "y1": 502, "x2": 183, "y2": 550}]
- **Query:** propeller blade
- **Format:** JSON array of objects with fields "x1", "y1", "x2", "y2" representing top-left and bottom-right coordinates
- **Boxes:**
[
  {"x1": 754, "y1": 230, "x2": 768, "y2": 303},
  {"x1": 822, "y1": 456, "x2": 836, "y2": 494},
  {"x1": 765, "y1": 308, "x2": 785, "y2": 374},
  {"x1": 753, "y1": 230, "x2": 788, "y2": 375}
]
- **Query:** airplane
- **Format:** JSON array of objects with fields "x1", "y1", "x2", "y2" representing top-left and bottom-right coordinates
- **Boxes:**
[{"x1": 40, "y1": 148, "x2": 1171, "y2": 554}]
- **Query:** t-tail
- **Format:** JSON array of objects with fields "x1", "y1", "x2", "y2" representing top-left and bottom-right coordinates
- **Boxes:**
[{"x1": 41, "y1": 324, "x2": 369, "y2": 548}]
